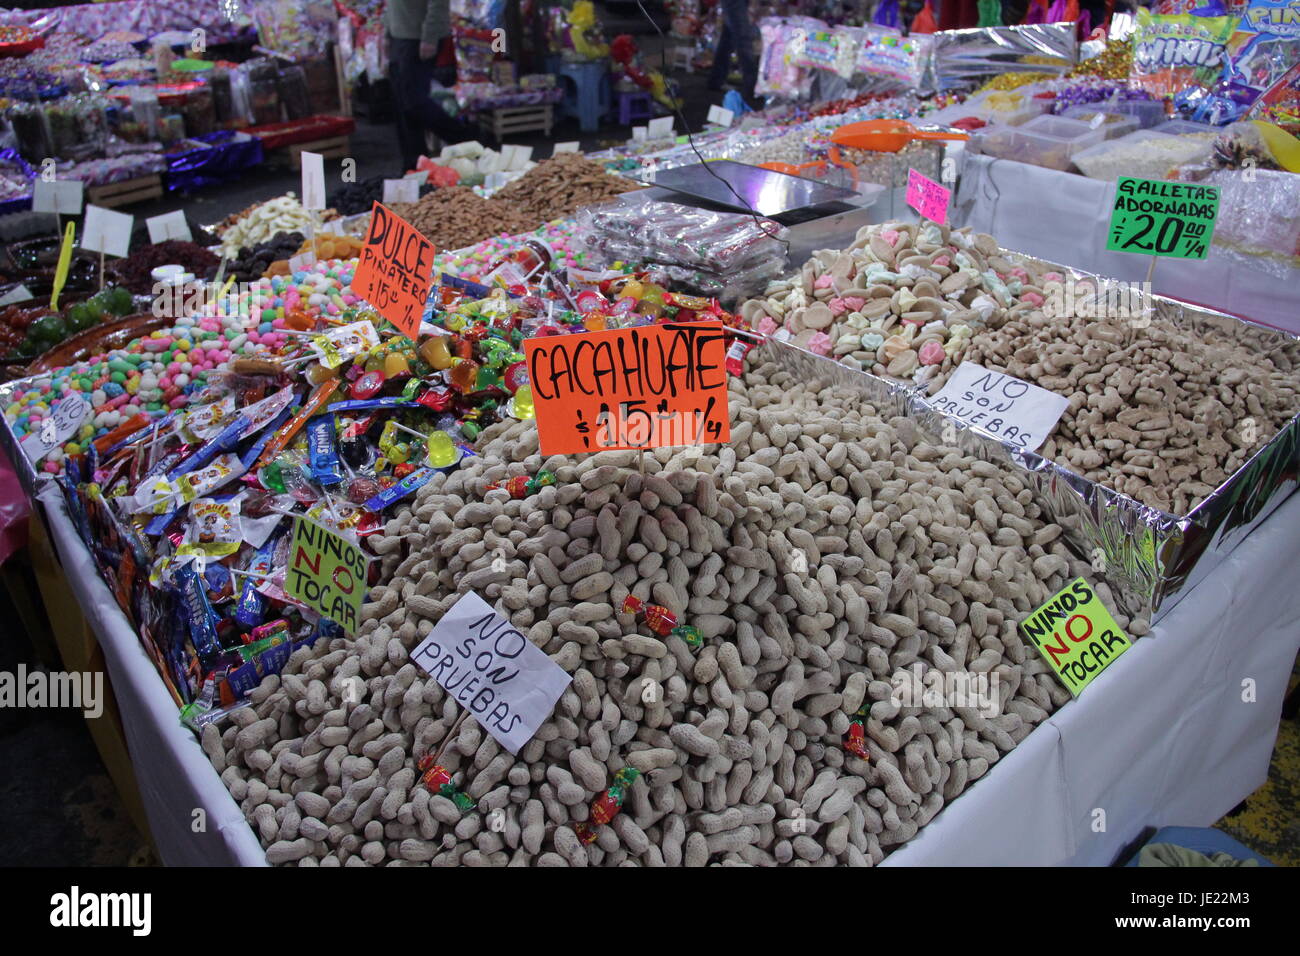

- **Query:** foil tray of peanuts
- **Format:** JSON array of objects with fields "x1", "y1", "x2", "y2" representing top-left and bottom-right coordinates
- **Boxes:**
[{"x1": 740, "y1": 224, "x2": 1300, "y2": 623}]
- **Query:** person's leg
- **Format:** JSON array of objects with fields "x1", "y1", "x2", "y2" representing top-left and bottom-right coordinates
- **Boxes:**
[
  {"x1": 721, "y1": 2, "x2": 758, "y2": 102},
  {"x1": 709, "y1": 23, "x2": 734, "y2": 90},
  {"x1": 388, "y1": 36, "x2": 424, "y2": 169}
]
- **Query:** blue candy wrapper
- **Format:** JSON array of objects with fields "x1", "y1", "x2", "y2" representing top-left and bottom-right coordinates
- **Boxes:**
[
  {"x1": 307, "y1": 414, "x2": 342, "y2": 486},
  {"x1": 363, "y1": 466, "x2": 436, "y2": 511}
]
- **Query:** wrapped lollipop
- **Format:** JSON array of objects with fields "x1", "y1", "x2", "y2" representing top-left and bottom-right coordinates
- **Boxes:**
[
  {"x1": 844, "y1": 704, "x2": 870, "y2": 762},
  {"x1": 574, "y1": 767, "x2": 640, "y2": 844},
  {"x1": 487, "y1": 469, "x2": 556, "y2": 499},
  {"x1": 621, "y1": 594, "x2": 703, "y2": 650},
  {"x1": 416, "y1": 755, "x2": 475, "y2": 813}
]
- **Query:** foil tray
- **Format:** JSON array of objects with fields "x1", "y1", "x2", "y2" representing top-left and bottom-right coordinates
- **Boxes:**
[{"x1": 754, "y1": 277, "x2": 1300, "y2": 623}]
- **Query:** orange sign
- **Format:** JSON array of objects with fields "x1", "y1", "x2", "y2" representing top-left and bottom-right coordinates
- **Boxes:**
[
  {"x1": 352, "y1": 201, "x2": 435, "y2": 339},
  {"x1": 525, "y1": 322, "x2": 731, "y2": 456}
]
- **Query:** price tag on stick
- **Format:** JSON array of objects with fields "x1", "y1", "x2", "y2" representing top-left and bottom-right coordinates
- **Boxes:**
[
  {"x1": 81, "y1": 205, "x2": 134, "y2": 258},
  {"x1": 32, "y1": 179, "x2": 84, "y2": 216},
  {"x1": 1107, "y1": 176, "x2": 1220, "y2": 287},
  {"x1": 352, "y1": 201, "x2": 436, "y2": 340},
  {"x1": 146, "y1": 210, "x2": 192, "y2": 243},
  {"x1": 524, "y1": 322, "x2": 731, "y2": 456},
  {"x1": 905, "y1": 168, "x2": 951, "y2": 225},
  {"x1": 284, "y1": 516, "x2": 369, "y2": 634},
  {"x1": 929, "y1": 363, "x2": 1068, "y2": 452},
  {"x1": 1020, "y1": 577, "x2": 1131, "y2": 697},
  {"x1": 300, "y1": 150, "x2": 326, "y2": 211}
]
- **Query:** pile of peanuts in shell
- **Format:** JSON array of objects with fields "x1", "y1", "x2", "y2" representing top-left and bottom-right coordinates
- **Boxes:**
[
  {"x1": 739, "y1": 220, "x2": 1300, "y2": 514},
  {"x1": 206, "y1": 358, "x2": 1151, "y2": 866}
]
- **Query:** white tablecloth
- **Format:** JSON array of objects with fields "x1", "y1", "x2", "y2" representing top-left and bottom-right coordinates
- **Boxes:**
[
  {"x1": 37, "y1": 482, "x2": 266, "y2": 867},
  {"x1": 886, "y1": 490, "x2": 1300, "y2": 866},
  {"x1": 953, "y1": 153, "x2": 1300, "y2": 336},
  {"x1": 36, "y1": 480, "x2": 1300, "y2": 867}
]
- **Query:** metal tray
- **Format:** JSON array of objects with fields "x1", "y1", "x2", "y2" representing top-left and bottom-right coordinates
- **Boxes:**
[
  {"x1": 634, "y1": 160, "x2": 860, "y2": 219},
  {"x1": 755, "y1": 278, "x2": 1300, "y2": 623}
]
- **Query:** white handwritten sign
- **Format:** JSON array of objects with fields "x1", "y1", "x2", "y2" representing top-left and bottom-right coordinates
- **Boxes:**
[
  {"x1": 929, "y1": 363, "x2": 1069, "y2": 451},
  {"x1": 382, "y1": 178, "x2": 420, "y2": 204},
  {"x1": 22, "y1": 392, "x2": 89, "y2": 464},
  {"x1": 146, "y1": 210, "x2": 192, "y2": 243},
  {"x1": 410, "y1": 591, "x2": 571, "y2": 755},
  {"x1": 32, "y1": 179, "x2": 84, "y2": 215},
  {"x1": 81, "y1": 205, "x2": 134, "y2": 258}
]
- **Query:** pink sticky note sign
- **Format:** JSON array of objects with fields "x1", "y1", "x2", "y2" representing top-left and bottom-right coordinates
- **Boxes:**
[{"x1": 906, "y1": 168, "x2": 951, "y2": 225}]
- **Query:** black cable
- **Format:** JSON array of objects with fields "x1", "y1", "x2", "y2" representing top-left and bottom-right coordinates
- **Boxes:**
[{"x1": 632, "y1": 0, "x2": 791, "y2": 256}]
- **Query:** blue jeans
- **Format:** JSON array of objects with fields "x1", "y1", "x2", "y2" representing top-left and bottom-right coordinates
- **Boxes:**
[{"x1": 709, "y1": 1, "x2": 757, "y2": 100}]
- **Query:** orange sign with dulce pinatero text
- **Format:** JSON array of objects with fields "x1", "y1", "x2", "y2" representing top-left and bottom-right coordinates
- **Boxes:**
[
  {"x1": 524, "y1": 322, "x2": 731, "y2": 456},
  {"x1": 352, "y1": 201, "x2": 435, "y2": 340}
]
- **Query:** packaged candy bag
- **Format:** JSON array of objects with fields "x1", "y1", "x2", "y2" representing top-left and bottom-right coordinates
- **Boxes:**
[
  {"x1": 1223, "y1": 2, "x2": 1300, "y2": 102},
  {"x1": 177, "y1": 496, "x2": 243, "y2": 561},
  {"x1": 1131, "y1": 9, "x2": 1242, "y2": 97},
  {"x1": 857, "y1": 26, "x2": 933, "y2": 90}
]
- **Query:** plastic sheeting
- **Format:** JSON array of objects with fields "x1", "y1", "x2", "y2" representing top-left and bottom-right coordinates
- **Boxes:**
[
  {"x1": 888, "y1": 490, "x2": 1300, "y2": 866},
  {"x1": 953, "y1": 152, "x2": 1300, "y2": 334}
]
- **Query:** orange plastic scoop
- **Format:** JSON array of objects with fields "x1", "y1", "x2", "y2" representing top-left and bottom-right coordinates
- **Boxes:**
[
  {"x1": 831, "y1": 119, "x2": 969, "y2": 153},
  {"x1": 758, "y1": 162, "x2": 802, "y2": 175}
]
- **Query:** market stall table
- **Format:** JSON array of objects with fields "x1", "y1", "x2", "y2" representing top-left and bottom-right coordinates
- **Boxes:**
[{"x1": 25, "y1": 457, "x2": 1300, "y2": 866}]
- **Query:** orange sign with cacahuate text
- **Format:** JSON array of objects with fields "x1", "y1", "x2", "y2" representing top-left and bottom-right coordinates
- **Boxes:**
[
  {"x1": 525, "y1": 322, "x2": 731, "y2": 456},
  {"x1": 352, "y1": 201, "x2": 435, "y2": 340}
]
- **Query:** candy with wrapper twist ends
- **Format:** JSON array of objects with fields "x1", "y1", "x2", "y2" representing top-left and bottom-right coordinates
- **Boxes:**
[
  {"x1": 574, "y1": 767, "x2": 640, "y2": 843},
  {"x1": 487, "y1": 469, "x2": 556, "y2": 499},
  {"x1": 622, "y1": 594, "x2": 703, "y2": 650},
  {"x1": 417, "y1": 755, "x2": 475, "y2": 812},
  {"x1": 844, "y1": 704, "x2": 870, "y2": 761}
]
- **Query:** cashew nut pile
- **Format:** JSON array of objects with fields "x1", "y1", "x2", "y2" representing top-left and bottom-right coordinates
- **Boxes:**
[
  {"x1": 206, "y1": 357, "x2": 1150, "y2": 866},
  {"x1": 740, "y1": 220, "x2": 1300, "y2": 513}
]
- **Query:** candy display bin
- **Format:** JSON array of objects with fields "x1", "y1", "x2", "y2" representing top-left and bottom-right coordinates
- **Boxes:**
[
  {"x1": 1072, "y1": 129, "x2": 1214, "y2": 181},
  {"x1": 1008, "y1": 115, "x2": 1105, "y2": 171},
  {"x1": 1061, "y1": 106, "x2": 1140, "y2": 142}
]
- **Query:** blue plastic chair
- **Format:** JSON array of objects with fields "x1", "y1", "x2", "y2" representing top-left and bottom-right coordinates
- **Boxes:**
[
  {"x1": 1124, "y1": 826, "x2": 1274, "y2": 866},
  {"x1": 557, "y1": 61, "x2": 610, "y2": 133}
]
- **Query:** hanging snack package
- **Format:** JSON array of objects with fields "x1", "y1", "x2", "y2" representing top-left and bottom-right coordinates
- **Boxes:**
[
  {"x1": 793, "y1": 27, "x2": 841, "y2": 73},
  {"x1": 857, "y1": 26, "x2": 932, "y2": 92},
  {"x1": 1224, "y1": 2, "x2": 1300, "y2": 102},
  {"x1": 1130, "y1": 9, "x2": 1242, "y2": 98}
]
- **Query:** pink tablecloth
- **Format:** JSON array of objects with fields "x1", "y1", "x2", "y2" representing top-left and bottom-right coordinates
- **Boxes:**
[{"x1": 0, "y1": 444, "x2": 31, "y2": 565}]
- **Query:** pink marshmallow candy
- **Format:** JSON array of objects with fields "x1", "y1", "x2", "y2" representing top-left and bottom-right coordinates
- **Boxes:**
[{"x1": 919, "y1": 341, "x2": 946, "y2": 366}]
